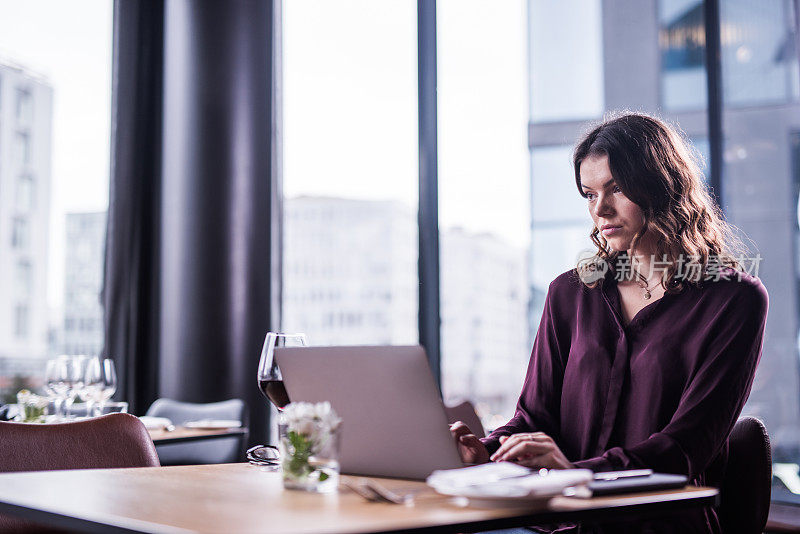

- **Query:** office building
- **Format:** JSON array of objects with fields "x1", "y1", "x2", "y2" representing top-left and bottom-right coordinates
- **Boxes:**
[
  {"x1": 62, "y1": 211, "x2": 106, "y2": 357},
  {"x1": 282, "y1": 196, "x2": 418, "y2": 346},
  {"x1": 0, "y1": 60, "x2": 53, "y2": 390},
  {"x1": 440, "y1": 227, "x2": 529, "y2": 429}
]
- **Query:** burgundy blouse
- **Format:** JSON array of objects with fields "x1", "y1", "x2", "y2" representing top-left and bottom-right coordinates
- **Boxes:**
[{"x1": 481, "y1": 266, "x2": 768, "y2": 533}]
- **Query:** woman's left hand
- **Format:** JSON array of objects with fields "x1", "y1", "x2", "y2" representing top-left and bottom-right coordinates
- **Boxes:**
[{"x1": 489, "y1": 432, "x2": 574, "y2": 469}]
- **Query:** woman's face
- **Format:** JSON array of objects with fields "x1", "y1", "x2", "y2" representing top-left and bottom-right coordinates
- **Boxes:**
[{"x1": 580, "y1": 154, "x2": 645, "y2": 253}]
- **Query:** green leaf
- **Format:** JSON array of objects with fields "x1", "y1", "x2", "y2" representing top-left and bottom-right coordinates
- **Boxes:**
[
  {"x1": 288, "y1": 430, "x2": 312, "y2": 455},
  {"x1": 318, "y1": 472, "x2": 329, "y2": 482}
]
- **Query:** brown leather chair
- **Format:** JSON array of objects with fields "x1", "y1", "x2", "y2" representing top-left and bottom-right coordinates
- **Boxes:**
[
  {"x1": 719, "y1": 416, "x2": 771, "y2": 534},
  {"x1": 444, "y1": 400, "x2": 486, "y2": 439},
  {"x1": 0, "y1": 413, "x2": 160, "y2": 532}
]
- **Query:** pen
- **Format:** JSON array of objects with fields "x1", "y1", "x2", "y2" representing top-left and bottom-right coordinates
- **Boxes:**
[{"x1": 593, "y1": 469, "x2": 653, "y2": 481}]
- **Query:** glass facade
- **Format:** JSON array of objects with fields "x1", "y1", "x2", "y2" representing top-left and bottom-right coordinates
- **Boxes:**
[
  {"x1": 528, "y1": 0, "x2": 604, "y2": 123},
  {"x1": 15, "y1": 174, "x2": 34, "y2": 212},
  {"x1": 529, "y1": 144, "x2": 590, "y2": 292},
  {"x1": 659, "y1": 0, "x2": 707, "y2": 111},
  {"x1": 716, "y1": 0, "x2": 800, "y2": 502},
  {"x1": 721, "y1": 0, "x2": 799, "y2": 106}
]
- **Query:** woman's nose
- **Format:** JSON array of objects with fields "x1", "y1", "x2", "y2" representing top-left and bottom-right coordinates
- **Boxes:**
[{"x1": 593, "y1": 194, "x2": 614, "y2": 218}]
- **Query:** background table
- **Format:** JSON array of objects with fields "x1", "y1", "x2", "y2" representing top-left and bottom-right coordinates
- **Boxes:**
[
  {"x1": 0, "y1": 463, "x2": 718, "y2": 533},
  {"x1": 147, "y1": 426, "x2": 248, "y2": 445}
]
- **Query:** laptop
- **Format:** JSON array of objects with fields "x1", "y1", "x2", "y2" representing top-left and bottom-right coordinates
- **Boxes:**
[{"x1": 275, "y1": 345, "x2": 465, "y2": 480}]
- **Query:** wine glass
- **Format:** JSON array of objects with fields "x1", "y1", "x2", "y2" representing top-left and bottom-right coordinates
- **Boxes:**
[
  {"x1": 97, "y1": 359, "x2": 117, "y2": 415},
  {"x1": 44, "y1": 358, "x2": 69, "y2": 420},
  {"x1": 257, "y1": 332, "x2": 307, "y2": 410},
  {"x1": 64, "y1": 355, "x2": 87, "y2": 419},
  {"x1": 80, "y1": 357, "x2": 104, "y2": 417}
]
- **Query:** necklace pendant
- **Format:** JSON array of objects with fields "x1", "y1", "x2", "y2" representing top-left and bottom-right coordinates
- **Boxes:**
[{"x1": 643, "y1": 290, "x2": 651, "y2": 300}]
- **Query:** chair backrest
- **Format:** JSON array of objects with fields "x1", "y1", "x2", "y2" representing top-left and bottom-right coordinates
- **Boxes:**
[
  {"x1": 444, "y1": 400, "x2": 486, "y2": 439},
  {"x1": 145, "y1": 398, "x2": 248, "y2": 465},
  {"x1": 719, "y1": 416, "x2": 771, "y2": 534},
  {"x1": 0, "y1": 413, "x2": 159, "y2": 532},
  {"x1": 0, "y1": 412, "x2": 159, "y2": 473}
]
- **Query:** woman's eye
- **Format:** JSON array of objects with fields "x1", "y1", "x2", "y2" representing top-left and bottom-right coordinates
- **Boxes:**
[
  {"x1": 612, "y1": 185, "x2": 622, "y2": 193},
  {"x1": 585, "y1": 192, "x2": 596, "y2": 201}
]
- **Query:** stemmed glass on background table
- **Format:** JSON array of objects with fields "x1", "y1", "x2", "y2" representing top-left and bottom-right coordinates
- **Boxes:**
[
  {"x1": 63, "y1": 355, "x2": 86, "y2": 419},
  {"x1": 44, "y1": 357, "x2": 69, "y2": 420},
  {"x1": 80, "y1": 357, "x2": 103, "y2": 417},
  {"x1": 41, "y1": 355, "x2": 84, "y2": 420},
  {"x1": 42, "y1": 356, "x2": 118, "y2": 421},
  {"x1": 96, "y1": 359, "x2": 118, "y2": 414},
  {"x1": 80, "y1": 358, "x2": 117, "y2": 417}
]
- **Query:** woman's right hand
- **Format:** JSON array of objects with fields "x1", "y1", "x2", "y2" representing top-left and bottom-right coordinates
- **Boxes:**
[{"x1": 449, "y1": 421, "x2": 489, "y2": 464}]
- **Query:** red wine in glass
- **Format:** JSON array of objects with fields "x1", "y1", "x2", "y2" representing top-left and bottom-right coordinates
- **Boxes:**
[
  {"x1": 258, "y1": 379, "x2": 290, "y2": 410},
  {"x1": 257, "y1": 332, "x2": 306, "y2": 411}
]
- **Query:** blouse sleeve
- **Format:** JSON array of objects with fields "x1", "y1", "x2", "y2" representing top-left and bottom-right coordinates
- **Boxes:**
[
  {"x1": 480, "y1": 278, "x2": 572, "y2": 455},
  {"x1": 573, "y1": 280, "x2": 769, "y2": 477}
]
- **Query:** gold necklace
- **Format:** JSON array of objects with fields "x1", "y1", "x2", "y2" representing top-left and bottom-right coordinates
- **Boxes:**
[{"x1": 640, "y1": 277, "x2": 661, "y2": 300}]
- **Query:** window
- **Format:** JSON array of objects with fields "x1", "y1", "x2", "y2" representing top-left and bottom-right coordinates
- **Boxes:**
[
  {"x1": 720, "y1": 0, "x2": 799, "y2": 106},
  {"x1": 281, "y1": 0, "x2": 419, "y2": 346},
  {"x1": 438, "y1": 0, "x2": 530, "y2": 429},
  {"x1": 14, "y1": 131, "x2": 30, "y2": 167},
  {"x1": 530, "y1": 145, "x2": 591, "y2": 293},
  {"x1": 716, "y1": 0, "x2": 800, "y2": 504},
  {"x1": 16, "y1": 173, "x2": 34, "y2": 211},
  {"x1": 659, "y1": 0, "x2": 707, "y2": 111},
  {"x1": 11, "y1": 217, "x2": 29, "y2": 249},
  {"x1": 529, "y1": 0, "x2": 604, "y2": 123},
  {"x1": 527, "y1": 0, "x2": 800, "y2": 507},
  {"x1": 15, "y1": 260, "x2": 32, "y2": 299},
  {"x1": 13, "y1": 305, "x2": 29, "y2": 339},
  {"x1": 0, "y1": 1, "x2": 112, "y2": 399},
  {"x1": 15, "y1": 87, "x2": 32, "y2": 125}
]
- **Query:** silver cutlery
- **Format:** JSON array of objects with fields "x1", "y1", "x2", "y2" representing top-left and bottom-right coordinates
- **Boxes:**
[{"x1": 343, "y1": 479, "x2": 415, "y2": 505}]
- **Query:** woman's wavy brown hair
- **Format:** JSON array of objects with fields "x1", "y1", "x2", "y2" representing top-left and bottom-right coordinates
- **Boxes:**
[{"x1": 573, "y1": 112, "x2": 744, "y2": 291}]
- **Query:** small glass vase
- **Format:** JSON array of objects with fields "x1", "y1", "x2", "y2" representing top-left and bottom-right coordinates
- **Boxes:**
[
  {"x1": 278, "y1": 419, "x2": 341, "y2": 493},
  {"x1": 17, "y1": 390, "x2": 48, "y2": 423}
]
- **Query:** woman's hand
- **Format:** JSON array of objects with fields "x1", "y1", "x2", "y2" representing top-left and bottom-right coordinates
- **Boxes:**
[
  {"x1": 489, "y1": 432, "x2": 573, "y2": 469},
  {"x1": 449, "y1": 421, "x2": 489, "y2": 464}
]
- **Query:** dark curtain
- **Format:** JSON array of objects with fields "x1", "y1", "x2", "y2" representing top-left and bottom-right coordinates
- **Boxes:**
[
  {"x1": 104, "y1": 0, "x2": 277, "y2": 444},
  {"x1": 103, "y1": 0, "x2": 164, "y2": 416}
]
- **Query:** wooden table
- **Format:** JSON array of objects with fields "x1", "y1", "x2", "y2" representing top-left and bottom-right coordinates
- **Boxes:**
[
  {"x1": 0, "y1": 463, "x2": 718, "y2": 533},
  {"x1": 147, "y1": 426, "x2": 248, "y2": 445}
]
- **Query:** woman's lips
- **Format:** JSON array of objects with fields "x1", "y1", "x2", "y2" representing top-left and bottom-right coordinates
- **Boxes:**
[{"x1": 601, "y1": 226, "x2": 622, "y2": 237}]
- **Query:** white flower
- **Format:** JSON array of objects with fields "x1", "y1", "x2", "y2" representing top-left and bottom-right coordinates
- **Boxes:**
[
  {"x1": 295, "y1": 419, "x2": 316, "y2": 436},
  {"x1": 282, "y1": 401, "x2": 342, "y2": 436}
]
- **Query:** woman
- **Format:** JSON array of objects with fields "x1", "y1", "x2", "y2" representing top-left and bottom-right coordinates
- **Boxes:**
[{"x1": 451, "y1": 112, "x2": 768, "y2": 533}]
